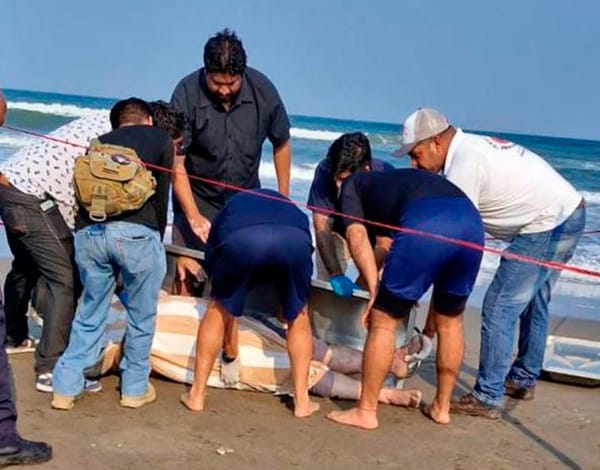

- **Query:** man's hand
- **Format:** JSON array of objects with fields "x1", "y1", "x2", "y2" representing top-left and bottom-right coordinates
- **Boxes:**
[
  {"x1": 220, "y1": 354, "x2": 240, "y2": 386},
  {"x1": 360, "y1": 297, "x2": 376, "y2": 329},
  {"x1": 176, "y1": 256, "x2": 206, "y2": 284},
  {"x1": 190, "y1": 216, "x2": 211, "y2": 244},
  {"x1": 330, "y1": 274, "x2": 359, "y2": 298}
]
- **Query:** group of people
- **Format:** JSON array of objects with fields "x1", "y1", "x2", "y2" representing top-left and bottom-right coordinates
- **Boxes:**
[{"x1": 0, "y1": 27, "x2": 585, "y2": 465}]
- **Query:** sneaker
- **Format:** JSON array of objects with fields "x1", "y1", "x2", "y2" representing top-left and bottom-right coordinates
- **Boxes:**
[
  {"x1": 36, "y1": 373, "x2": 103, "y2": 394},
  {"x1": 120, "y1": 383, "x2": 156, "y2": 409},
  {"x1": 504, "y1": 379, "x2": 535, "y2": 400},
  {"x1": 450, "y1": 393, "x2": 501, "y2": 420},
  {"x1": 6, "y1": 338, "x2": 38, "y2": 355},
  {"x1": 35, "y1": 373, "x2": 53, "y2": 393}
]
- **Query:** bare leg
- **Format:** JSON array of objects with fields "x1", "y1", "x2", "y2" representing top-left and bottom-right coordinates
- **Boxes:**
[
  {"x1": 423, "y1": 310, "x2": 464, "y2": 425},
  {"x1": 180, "y1": 300, "x2": 228, "y2": 412},
  {"x1": 286, "y1": 306, "x2": 320, "y2": 418},
  {"x1": 327, "y1": 308, "x2": 401, "y2": 430},
  {"x1": 312, "y1": 370, "x2": 422, "y2": 407}
]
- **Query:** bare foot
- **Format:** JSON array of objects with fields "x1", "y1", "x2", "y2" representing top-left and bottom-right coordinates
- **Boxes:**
[
  {"x1": 379, "y1": 388, "x2": 422, "y2": 408},
  {"x1": 293, "y1": 398, "x2": 320, "y2": 418},
  {"x1": 390, "y1": 335, "x2": 422, "y2": 378},
  {"x1": 422, "y1": 400, "x2": 450, "y2": 425},
  {"x1": 180, "y1": 391, "x2": 205, "y2": 412},
  {"x1": 327, "y1": 407, "x2": 378, "y2": 430}
]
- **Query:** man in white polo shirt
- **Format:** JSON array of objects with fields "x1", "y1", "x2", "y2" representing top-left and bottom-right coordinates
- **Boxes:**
[{"x1": 393, "y1": 108, "x2": 585, "y2": 419}]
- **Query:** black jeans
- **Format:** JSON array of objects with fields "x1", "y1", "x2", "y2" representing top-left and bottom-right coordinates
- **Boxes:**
[
  {"x1": 0, "y1": 293, "x2": 18, "y2": 447},
  {"x1": 0, "y1": 184, "x2": 79, "y2": 374}
]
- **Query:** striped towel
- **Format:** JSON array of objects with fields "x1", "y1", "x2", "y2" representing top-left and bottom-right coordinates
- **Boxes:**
[{"x1": 106, "y1": 294, "x2": 328, "y2": 394}]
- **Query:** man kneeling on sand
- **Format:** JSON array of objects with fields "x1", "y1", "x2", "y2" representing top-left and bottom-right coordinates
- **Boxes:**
[{"x1": 99, "y1": 293, "x2": 425, "y2": 408}]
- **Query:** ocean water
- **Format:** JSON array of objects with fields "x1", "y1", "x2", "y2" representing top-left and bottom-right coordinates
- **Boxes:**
[{"x1": 1, "y1": 89, "x2": 599, "y2": 318}]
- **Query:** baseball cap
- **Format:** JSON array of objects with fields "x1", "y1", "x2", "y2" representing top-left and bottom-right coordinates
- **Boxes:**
[{"x1": 392, "y1": 108, "x2": 449, "y2": 157}]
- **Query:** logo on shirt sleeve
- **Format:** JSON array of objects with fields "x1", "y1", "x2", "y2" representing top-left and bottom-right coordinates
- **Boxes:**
[{"x1": 484, "y1": 136, "x2": 517, "y2": 150}]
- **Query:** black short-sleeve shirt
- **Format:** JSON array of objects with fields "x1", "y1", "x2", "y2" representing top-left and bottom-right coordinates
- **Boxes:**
[
  {"x1": 171, "y1": 67, "x2": 291, "y2": 207},
  {"x1": 76, "y1": 125, "x2": 173, "y2": 238},
  {"x1": 339, "y1": 169, "x2": 469, "y2": 233}
]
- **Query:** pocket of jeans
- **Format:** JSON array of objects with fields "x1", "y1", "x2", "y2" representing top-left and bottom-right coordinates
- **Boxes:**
[
  {"x1": 0, "y1": 205, "x2": 28, "y2": 236},
  {"x1": 114, "y1": 227, "x2": 157, "y2": 274}
]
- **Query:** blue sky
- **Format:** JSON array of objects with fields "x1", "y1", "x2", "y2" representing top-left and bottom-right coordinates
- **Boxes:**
[{"x1": 2, "y1": 0, "x2": 599, "y2": 139}]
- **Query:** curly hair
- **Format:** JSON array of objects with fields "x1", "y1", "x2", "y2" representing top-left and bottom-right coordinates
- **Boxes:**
[
  {"x1": 203, "y1": 28, "x2": 247, "y2": 75},
  {"x1": 149, "y1": 100, "x2": 184, "y2": 140},
  {"x1": 326, "y1": 132, "x2": 372, "y2": 177}
]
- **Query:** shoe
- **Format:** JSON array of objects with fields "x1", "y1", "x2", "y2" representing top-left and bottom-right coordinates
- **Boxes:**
[
  {"x1": 51, "y1": 393, "x2": 78, "y2": 411},
  {"x1": 450, "y1": 393, "x2": 501, "y2": 420},
  {"x1": 120, "y1": 383, "x2": 156, "y2": 409},
  {"x1": 37, "y1": 373, "x2": 103, "y2": 394},
  {"x1": 504, "y1": 379, "x2": 535, "y2": 400},
  {"x1": 5, "y1": 338, "x2": 38, "y2": 355},
  {"x1": 0, "y1": 438, "x2": 52, "y2": 466},
  {"x1": 35, "y1": 373, "x2": 53, "y2": 393}
]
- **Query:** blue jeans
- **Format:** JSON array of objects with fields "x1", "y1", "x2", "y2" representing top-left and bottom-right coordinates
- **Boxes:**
[
  {"x1": 53, "y1": 222, "x2": 166, "y2": 397},
  {"x1": 473, "y1": 204, "x2": 586, "y2": 407}
]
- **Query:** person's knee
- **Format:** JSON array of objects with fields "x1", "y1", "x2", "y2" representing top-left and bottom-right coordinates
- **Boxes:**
[{"x1": 369, "y1": 308, "x2": 402, "y2": 331}]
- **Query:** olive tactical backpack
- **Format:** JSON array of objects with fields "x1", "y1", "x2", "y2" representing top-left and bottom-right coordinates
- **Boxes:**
[{"x1": 73, "y1": 139, "x2": 156, "y2": 222}]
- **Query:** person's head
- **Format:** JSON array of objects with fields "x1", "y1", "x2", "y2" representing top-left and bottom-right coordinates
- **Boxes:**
[
  {"x1": 149, "y1": 100, "x2": 185, "y2": 155},
  {"x1": 392, "y1": 108, "x2": 455, "y2": 173},
  {"x1": 0, "y1": 90, "x2": 7, "y2": 126},
  {"x1": 109, "y1": 97, "x2": 153, "y2": 129},
  {"x1": 326, "y1": 132, "x2": 373, "y2": 190},
  {"x1": 203, "y1": 28, "x2": 247, "y2": 105}
]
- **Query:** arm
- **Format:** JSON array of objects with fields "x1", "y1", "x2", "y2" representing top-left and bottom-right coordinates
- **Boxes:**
[
  {"x1": 313, "y1": 213, "x2": 344, "y2": 277},
  {"x1": 355, "y1": 235, "x2": 392, "y2": 288},
  {"x1": 273, "y1": 140, "x2": 291, "y2": 197},
  {"x1": 172, "y1": 155, "x2": 211, "y2": 243},
  {"x1": 346, "y1": 223, "x2": 378, "y2": 298}
]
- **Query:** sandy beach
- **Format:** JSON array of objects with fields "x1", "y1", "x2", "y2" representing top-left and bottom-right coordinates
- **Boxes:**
[{"x1": 2, "y1": 258, "x2": 599, "y2": 470}]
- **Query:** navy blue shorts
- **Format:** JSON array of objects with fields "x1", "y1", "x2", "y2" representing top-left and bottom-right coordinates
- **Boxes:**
[
  {"x1": 374, "y1": 197, "x2": 484, "y2": 318},
  {"x1": 208, "y1": 225, "x2": 313, "y2": 321}
]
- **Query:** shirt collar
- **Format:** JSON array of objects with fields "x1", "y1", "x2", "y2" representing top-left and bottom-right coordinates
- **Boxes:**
[
  {"x1": 443, "y1": 128, "x2": 464, "y2": 175},
  {"x1": 198, "y1": 69, "x2": 254, "y2": 110}
]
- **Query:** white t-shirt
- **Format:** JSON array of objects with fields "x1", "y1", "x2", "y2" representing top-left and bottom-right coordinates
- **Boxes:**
[
  {"x1": 443, "y1": 129, "x2": 581, "y2": 241},
  {"x1": 0, "y1": 113, "x2": 110, "y2": 229}
]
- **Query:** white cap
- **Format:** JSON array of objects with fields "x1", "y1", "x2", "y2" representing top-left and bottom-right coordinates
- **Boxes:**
[{"x1": 392, "y1": 108, "x2": 449, "y2": 157}]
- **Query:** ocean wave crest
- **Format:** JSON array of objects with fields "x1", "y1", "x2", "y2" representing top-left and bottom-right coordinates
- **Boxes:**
[
  {"x1": 7, "y1": 101, "x2": 109, "y2": 118},
  {"x1": 0, "y1": 134, "x2": 35, "y2": 148},
  {"x1": 581, "y1": 191, "x2": 600, "y2": 205},
  {"x1": 290, "y1": 128, "x2": 343, "y2": 141},
  {"x1": 259, "y1": 160, "x2": 316, "y2": 182}
]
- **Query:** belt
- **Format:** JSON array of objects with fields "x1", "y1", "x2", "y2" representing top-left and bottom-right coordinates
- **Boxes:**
[{"x1": 0, "y1": 173, "x2": 10, "y2": 188}]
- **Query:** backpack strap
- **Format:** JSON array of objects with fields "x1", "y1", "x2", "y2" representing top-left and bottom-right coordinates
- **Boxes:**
[{"x1": 88, "y1": 184, "x2": 108, "y2": 222}]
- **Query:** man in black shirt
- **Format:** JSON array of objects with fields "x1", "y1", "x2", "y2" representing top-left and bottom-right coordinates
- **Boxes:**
[
  {"x1": 170, "y1": 29, "x2": 291, "y2": 293},
  {"x1": 52, "y1": 98, "x2": 176, "y2": 411},
  {"x1": 327, "y1": 169, "x2": 484, "y2": 428}
]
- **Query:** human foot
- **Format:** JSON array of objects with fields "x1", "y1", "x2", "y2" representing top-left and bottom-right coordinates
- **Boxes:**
[
  {"x1": 326, "y1": 407, "x2": 378, "y2": 430},
  {"x1": 379, "y1": 388, "x2": 422, "y2": 408},
  {"x1": 293, "y1": 398, "x2": 320, "y2": 418},
  {"x1": 390, "y1": 334, "x2": 422, "y2": 378},
  {"x1": 180, "y1": 391, "x2": 205, "y2": 412},
  {"x1": 422, "y1": 400, "x2": 451, "y2": 425}
]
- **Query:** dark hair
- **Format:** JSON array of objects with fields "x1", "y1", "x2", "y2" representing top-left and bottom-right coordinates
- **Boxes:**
[
  {"x1": 149, "y1": 100, "x2": 184, "y2": 139},
  {"x1": 326, "y1": 132, "x2": 372, "y2": 176},
  {"x1": 109, "y1": 97, "x2": 152, "y2": 129},
  {"x1": 203, "y1": 28, "x2": 247, "y2": 75}
]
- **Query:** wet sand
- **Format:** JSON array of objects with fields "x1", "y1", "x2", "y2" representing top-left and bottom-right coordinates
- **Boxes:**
[{"x1": 3, "y1": 259, "x2": 599, "y2": 470}]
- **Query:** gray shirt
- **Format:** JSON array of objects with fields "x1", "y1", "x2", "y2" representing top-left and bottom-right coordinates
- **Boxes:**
[{"x1": 170, "y1": 67, "x2": 291, "y2": 208}]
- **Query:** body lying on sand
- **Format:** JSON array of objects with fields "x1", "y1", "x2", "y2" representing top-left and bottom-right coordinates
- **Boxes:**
[{"x1": 97, "y1": 293, "x2": 424, "y2": 409}]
